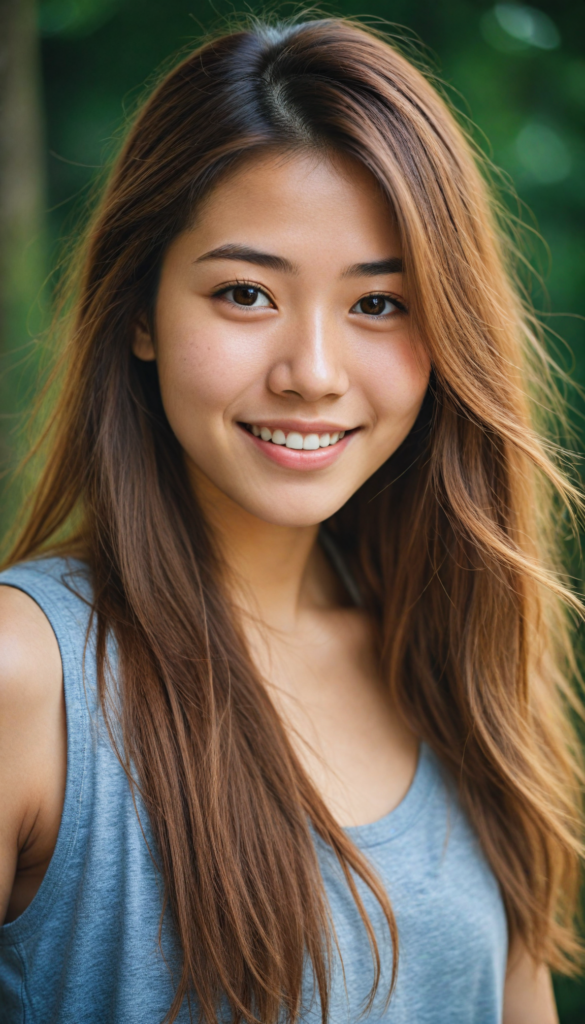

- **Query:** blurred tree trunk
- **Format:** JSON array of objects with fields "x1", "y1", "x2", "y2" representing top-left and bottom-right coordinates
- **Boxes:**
[
  {"x1": 0, "y1": 0, "x2": 46, "y2": 537},
  {"x1": 0, "y1": 0, "x2": 45, "y2": 530}
]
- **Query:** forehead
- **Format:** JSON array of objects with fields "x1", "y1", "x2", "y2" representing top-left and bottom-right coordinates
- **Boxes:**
[{"x1": 188, "y1": 148, "x2": 400, "y2": 258}]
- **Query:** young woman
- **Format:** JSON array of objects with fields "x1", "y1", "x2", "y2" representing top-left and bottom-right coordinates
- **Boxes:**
[{"x1": 0, "y1": 17, "x2": 582, "y2": 1024}]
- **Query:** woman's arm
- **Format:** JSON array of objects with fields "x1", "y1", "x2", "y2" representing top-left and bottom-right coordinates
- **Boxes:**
[
  {"x1": 503, "y1": 941, "x2": 559, "y2": 1024},
  {"x1": 0, "y1": 586, "x2": 64, "y2": 924}
]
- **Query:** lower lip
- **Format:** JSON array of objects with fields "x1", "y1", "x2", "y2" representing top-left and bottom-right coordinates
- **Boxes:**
[{"x1": 238, "y1": 425, "x2": 355, "y2": 469}]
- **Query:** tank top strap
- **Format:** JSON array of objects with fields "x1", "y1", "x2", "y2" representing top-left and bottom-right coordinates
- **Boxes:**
[
  {"x1": 0, "y1": 556, "x2": 94, "y2": 657},
  {"x1": 0, "y1": 554, "x2": 98, "y2": 707}
]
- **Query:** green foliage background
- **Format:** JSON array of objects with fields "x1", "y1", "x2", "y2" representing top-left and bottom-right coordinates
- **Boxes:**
[{"x1": 12, "y1": 0, "x2": 585, "y2": 1017}]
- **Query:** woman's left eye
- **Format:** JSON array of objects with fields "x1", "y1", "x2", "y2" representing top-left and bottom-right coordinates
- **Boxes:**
[
  {"x1": 215, "y1": 285, "x2": 273, "y2": 308},
  {"x1": 351, "y1": 294, "x2": 403, "y2": 317}
]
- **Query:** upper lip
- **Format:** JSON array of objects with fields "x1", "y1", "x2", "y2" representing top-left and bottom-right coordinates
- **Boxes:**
[{"x1": 240, "y1": 420, "x2": 356, "y2": 434}]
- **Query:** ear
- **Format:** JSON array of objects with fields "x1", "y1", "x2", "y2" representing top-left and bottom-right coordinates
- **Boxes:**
[{"x1": 132, "y1": 313, "x2": 156, "y2": 361}]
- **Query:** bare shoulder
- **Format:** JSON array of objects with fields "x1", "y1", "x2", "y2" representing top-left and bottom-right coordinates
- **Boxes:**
[
  {"x1": 0, "y1": 584, "x2": 62, "y2": 705},
  {"x1": 0, "y1": 583, "x2": 65, "y2": 924}
]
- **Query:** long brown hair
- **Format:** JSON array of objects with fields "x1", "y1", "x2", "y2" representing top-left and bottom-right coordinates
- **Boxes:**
[{"x1": 7, "y1": 16, "x2": 584, "y2": 1023}]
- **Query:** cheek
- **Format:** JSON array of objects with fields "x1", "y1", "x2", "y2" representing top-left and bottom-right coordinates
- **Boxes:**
[
  {"x1": 155, "y1": 316, "x2": 265, "y2": 433},
  {"x1": 364, "y1": 335, "x2": 431, "y2": 433}
]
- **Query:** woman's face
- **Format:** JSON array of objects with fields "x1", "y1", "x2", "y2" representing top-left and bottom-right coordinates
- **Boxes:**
[{"x1": 134, "y1": 150, "x2": 431, "y2": 527}]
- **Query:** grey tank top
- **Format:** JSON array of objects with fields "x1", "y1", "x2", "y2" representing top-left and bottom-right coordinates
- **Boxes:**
[{"x1": 0, "y1": 558, "x2": 508, "y2": 1023}]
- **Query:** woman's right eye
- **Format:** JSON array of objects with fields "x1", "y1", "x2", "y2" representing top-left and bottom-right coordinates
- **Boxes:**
[{"x1": 215, "y1": 285, "x2": 274, "y2": 308}]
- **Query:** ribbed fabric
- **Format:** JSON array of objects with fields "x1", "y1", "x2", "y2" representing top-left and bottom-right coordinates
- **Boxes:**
[{"x1": 0, "y1": 558, "x2": 507, "y2": 1023}]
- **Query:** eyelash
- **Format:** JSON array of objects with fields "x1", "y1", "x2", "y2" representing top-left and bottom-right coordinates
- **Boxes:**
[
  {"x1": 211, "y1": 280, "x2": 276, "y2": 307},
  {"x1": 353, "y1": 294, "x2": 408, "y2": 317},
  {"x1": 211, "y1": 280, "x2": 408, "y2": 317}
]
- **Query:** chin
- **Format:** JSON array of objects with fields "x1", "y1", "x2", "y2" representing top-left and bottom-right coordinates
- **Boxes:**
[{"x1": 237, "y1": 490, "x2": 351, "y2": 529}]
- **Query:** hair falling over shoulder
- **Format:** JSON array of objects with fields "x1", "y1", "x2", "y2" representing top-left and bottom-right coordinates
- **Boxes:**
[{"x1": 6, "y1": 16, "x2": 585, "y2": 1023}]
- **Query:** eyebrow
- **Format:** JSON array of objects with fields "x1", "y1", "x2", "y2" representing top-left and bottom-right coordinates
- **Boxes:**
[
  {"x1": 342, "y1": 257, "x2": 403, "y2": 277},
  {"x1": 194, "y1": 244, "x2": 296, "y2": 273},
  {"x1": 194, "y1": 244, "x2": 403, "y2": 277}
]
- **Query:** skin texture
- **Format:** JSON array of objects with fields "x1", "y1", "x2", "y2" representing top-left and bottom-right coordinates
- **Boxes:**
[
  {"x1": 0, "y1": 150, "x2": 558, "y2": 1022},
  {"x1": 142, "y1": 150, "x2": 429, "y2": 530}
]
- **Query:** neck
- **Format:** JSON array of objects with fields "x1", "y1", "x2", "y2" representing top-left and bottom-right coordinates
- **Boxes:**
[{"x1": 190, "y1": 466, "x2": 334, "y2": 632}]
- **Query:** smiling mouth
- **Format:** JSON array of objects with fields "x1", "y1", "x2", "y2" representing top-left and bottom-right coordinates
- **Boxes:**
[{"x1": 241, "y1": 423, "x2": 353, "y2": 450}]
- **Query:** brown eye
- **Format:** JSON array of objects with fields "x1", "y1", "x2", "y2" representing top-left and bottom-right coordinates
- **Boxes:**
[
  {"x1": 217, "y1": 285, "x2": 273, "y2": 308},
  {"x1": 354, "y1": 294, "x2": 396, "y2": 316},
  {"x1": 233, "y1": 286, "x2": 260, "y2": 306}
]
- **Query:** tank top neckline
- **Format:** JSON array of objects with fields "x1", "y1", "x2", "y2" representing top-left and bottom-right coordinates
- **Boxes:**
[{"x1": 343, "y1": 742, "x2": 438, "y2": 849}]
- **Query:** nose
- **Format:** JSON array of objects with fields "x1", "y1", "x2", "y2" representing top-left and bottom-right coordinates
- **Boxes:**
[{"x1": 266, "y1": 308, "x2": 349, "y2": 403}]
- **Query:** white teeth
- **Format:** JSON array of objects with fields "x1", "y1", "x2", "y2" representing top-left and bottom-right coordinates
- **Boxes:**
[
  {"x1": 303, "y1": 433, "x2": 320, "y2": 450},
  {"x1": 248, "y1": 424, "x2": 348, "y2": 448},
  {"x1": 285, "y1": 431, "x2": 304, "y2": 450}
]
